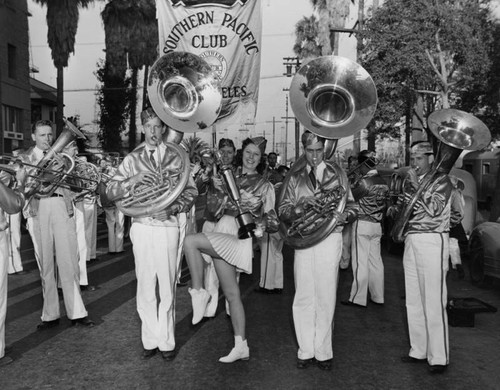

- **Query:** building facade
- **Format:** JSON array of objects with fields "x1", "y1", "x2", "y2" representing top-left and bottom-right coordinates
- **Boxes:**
[{"x1": 0, "y1": 0, "x2": 31, "y2": 154}]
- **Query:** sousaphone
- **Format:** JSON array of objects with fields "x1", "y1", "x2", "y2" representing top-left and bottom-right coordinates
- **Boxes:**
[
  {"x1": 390, "y1": 109, "x2": 491, "y2": 243},
  {"x1": 114, "y1": 52, "x2": 222, "y2": 217},
  {"x1": 278, "y1": 56, "x2": 378, "y2": 249}
]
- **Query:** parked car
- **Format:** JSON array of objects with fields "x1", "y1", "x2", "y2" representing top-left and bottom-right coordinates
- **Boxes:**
[{"x1": 468, "y1": 221, "x2": 500, "y2": 285}]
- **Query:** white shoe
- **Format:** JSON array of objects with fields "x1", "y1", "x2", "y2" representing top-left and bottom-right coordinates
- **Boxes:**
[
  {"x1": 218, "y1": 341, "x2": 250, "y2": 363},
  {"x1": 189, "y1": 288, "x2": 210, "y2": 325}
]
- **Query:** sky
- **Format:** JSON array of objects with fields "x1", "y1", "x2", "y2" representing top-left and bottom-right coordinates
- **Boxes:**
[
  {"x1": 27, "y1": 0, "x2": 500, "y2": 158},
  {"x1": 27, "y1": 0, "x2": 314, "y2": 157}
]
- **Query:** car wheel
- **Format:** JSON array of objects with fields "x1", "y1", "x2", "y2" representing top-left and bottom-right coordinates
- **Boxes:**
[{"x1": 469, "y1": 237, "x2": 485, "y2": 285}]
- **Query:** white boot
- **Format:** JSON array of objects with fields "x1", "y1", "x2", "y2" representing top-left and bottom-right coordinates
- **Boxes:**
[
  {"x1": 189, "y1": 288, "x2": 210, "y2": 325},
  {"x1": 219, "y1": 336, "x2": 250, "y2": 363}
]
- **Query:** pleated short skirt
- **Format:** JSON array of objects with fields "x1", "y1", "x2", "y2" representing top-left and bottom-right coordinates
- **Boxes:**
[{"x1": 203, "y1": 215, "x2": 253, "y2": 274}]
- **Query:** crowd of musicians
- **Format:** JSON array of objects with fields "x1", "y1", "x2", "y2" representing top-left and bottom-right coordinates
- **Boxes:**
[{"x1": 0, "y1": 109, "x2": 467, "y2": 374}]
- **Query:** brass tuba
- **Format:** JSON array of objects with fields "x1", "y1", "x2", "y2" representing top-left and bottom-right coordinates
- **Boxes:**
[
  {"x1": 113, "y1": 52, "x2": 221, "y2": 217},
  {"x1": 390, "y1": 109, "x2": 491, "y2": 243},
  {"x1": 278, "y1": 56, "x2": 378, "y2": 249}
]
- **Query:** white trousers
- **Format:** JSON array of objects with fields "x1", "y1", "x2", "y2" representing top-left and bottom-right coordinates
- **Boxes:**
[
  {"x1": 26, "y1": 216, "x2": 42, "y2": 272},
  {"x1": 449, "y1": 237, "x2": 462, "y2": 267},
  {"x1": 6, "y1": 212, "x2": 23, "y2": 274},
  {"x1": 340, "y1": 222, "x2": 352, "y2": 269},
  {"x1": 104, "y1": 207, "x2": 124, "y2": 253},
  {"x1": 83, "y1": 201, "x2": 97, "y2": 259},
  {"x1": 74, "y1": 202, "x2": 88, "y2": 286},
  {"x1": 293, "y1": 232, "x2": 342, "y2": 361},
  {"x1": 349, "y1": 220, "x2": 384, "y2": 305},
  {"x1": 404, "y1": 233, "x2": 449, "y2": 366},
  {"x1": 259, "y1": 232, "x2": 284, "y2": 289},
  {"x1": 35, "y1": 198, "x2": 88, "y2": 321},
  {"x1": 0, "y1": 231, "x2": 8, "y2": 358},
  {"x1": 130, "y1": 223, "x2": 179, "y2": 352}
]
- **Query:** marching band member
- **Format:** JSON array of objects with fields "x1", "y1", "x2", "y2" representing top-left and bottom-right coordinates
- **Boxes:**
[
  {"x1": 448, "y1": 175, "x2": 466, "y2": 279},
  {"x1": 63, "y1": 141, "x2": 95, "y2": 291},
  {"x1": 106, "y1": 108, "x2": 197, "y2": 361},
  {"x1": 18, "y1": 120, "x2": 94, "y2": 330},
  {"x1": 99, "y1": 157, "x2": 125, "y2": 254},
  {"x1": 389, "y1": 141, "x2": 453, "y2": 374},
  {"x1": 0, "y1": 169, "x2": 26, "y2": 367},
  {"x1": 197, "y1": 137, "x2": 237, "y2": 318},
  {"x1": 184, "y1": 137, "x2": 278, "y2": 363},
  {"x1": 278, "y1": 131, "x2": 358, "y2": 371},
  {"x1": 343, "y1": 150, "x2": 389, "y2": 307},
  {"x1": 6, "y1": 149, "x2": 25, "y2": 275}
]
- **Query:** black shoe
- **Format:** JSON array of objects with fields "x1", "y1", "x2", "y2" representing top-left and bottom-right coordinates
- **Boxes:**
[
  {"x1": 161, "y1": 350, "x2": 176, "y2": 361},
  {"x1": 37, "y1": 319, "x2": 60, "y2": 330},
  {"x1": 429, "y1": 364, "x2": 447, "y2": 374},
  {"x1": 317, "y1": 359, "x2": 332, "y2": 371},
  {"x1": 14, "y1": 270, "x2": 28, "y2": 275},
  {"x1": 370, "y1": 299, "x2": 384, "y2": 306},
  {"x1": 0, "y1": 355, "x2": 14, "y2": 367},
  {"x1": 296, "y1": 358, "x2": 315, "y2": 369},
  {"x1": 341, "y1": 300, "x2": 366, "y2": 308},
  {"x1": 80, "y1": 285, "x2": 97, "y2": 292},
  {"x1": 401, "y1": 356, "x2": 427, "y2": 364},
  {"x1": 273, "y1": 288, "x2": 283, "y2": 294},
  {"x1": 142, "y1": 348, "x2": 158, "y2": 360},
  {"x1": 71, "y1": 317, "x2": 95, "y2": 327}
]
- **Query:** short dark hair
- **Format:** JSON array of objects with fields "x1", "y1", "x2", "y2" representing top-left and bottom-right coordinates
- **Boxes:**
[
  {"x1": 218, "y1": 138, "x2": 235, "y2": 150},
  {"x1": 32, "y1": 119, "x2": 53, "y2": 133}
]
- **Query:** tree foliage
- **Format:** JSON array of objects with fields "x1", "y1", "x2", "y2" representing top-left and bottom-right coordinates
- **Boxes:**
[
  {"x1": 359, "y1": 0, "x2": 495, "y2": 137},
  {"x1": 96, "y1": 60, "x2": 131, "y2": 153},
  {"x1": 293, "y1": 16, "x2": 322, "y2": 59},
  {"x1": 33, "y1": 0, "x2": 94, "y2": 133}
]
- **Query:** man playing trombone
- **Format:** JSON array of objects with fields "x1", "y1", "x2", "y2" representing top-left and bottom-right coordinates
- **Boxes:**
[
  {"x1": 17, "y1": 120, "x2": 94, "y2": 330},
  {"x1": 106, "y1": 108, "x2": 197, "y2": 361}
]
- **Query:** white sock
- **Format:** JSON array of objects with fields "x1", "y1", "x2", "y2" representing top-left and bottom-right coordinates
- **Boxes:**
[{"x1": 234, "y1": 335, "x2": 246, "y2": 347}]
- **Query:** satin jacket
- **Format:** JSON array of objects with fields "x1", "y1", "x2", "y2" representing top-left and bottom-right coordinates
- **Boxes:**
[
  {"x1": 278, "y1": 160, "x2": 358, "y2": 234},
  {"x1": 401, "y1": 172, "x2": 453, "y2": 234},
  {"x1": 355, "y1": 170, "x2": 389, "y2": 224},
  {"x1": 106, "y1": 142, "x2": 197, "y2": 227},
  {"x1": 0, "y1": 178, "x2": 24, "y2": 215}
]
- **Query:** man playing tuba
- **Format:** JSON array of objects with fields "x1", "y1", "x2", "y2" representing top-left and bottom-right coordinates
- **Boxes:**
[
  {"x1": 388, "y1": 141, "x2": 453, "y2": 374},
  {"x1": 278, "y1": 131, "x2": 358, "y2": 371}
]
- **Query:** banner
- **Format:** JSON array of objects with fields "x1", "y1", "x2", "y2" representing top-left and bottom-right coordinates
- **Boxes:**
[{"x1": 156, "y1": 0, "x2": 262, "y2": 128}]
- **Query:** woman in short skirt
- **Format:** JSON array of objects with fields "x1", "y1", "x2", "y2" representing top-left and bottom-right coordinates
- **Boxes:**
[{"x1": 184, "y1": 137, "x2": 278, "y2": 363}]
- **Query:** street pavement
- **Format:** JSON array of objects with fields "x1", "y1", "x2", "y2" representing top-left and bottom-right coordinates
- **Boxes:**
[{"x1": 1, "y1": 218, "x2": 500, "y2": 390}]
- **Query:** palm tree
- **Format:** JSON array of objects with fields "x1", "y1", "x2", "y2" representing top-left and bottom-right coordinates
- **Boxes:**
[
  {"x1": 293, "y1": 15, "x2": 322, "y2": 60},
  {"x1": 310, "y1": 0, "x2": 351, "y2": 55},
  {"x1": 34, "y1": 0, "x2": 94, "y2": 134},
  {"x1": 101, "y1": 0, "x2": 158, "y2": 151},
  {"x1": 181, "y1": 136, "x2": 211, "y2": 164}
]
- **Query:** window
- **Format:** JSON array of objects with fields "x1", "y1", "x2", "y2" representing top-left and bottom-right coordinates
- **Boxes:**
[
  {"x1": 482, "y1": 163, "x2": 490, "y2": 175},
  {"x1": 1, "y1": 104, "x2": 22, "y2": 133},
  {"x1": 7, "y1": 44, "x2": 17, "y2": 79}
]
